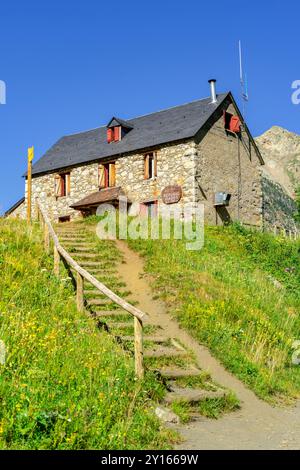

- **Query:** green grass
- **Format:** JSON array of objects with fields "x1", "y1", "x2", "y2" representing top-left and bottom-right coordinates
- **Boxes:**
[
  {"x1": 127, "y1": 223, "x2": 300, "y2": 403},
  {"x1": 58, "y1": 216, "x2": 240, "y2": 423},
  {"x1": 0, "y1": 219, "x2": 174, "y2": 450},
  {"x1": 171, "y1": 392, "x2": 240, "y2": 421},
  {"x1": 197, "y1": 393, "x2": 240, "y2": 419}
]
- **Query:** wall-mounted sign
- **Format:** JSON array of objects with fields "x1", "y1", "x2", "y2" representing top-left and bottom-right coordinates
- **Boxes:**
[{"x1": 161, "y1": 185, "x2": 182, "y2": 204}]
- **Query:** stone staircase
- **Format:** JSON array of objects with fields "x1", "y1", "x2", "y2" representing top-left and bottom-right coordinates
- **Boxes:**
[{"x1": 56, "y1": 222, "x2": 229, "y2": 420}]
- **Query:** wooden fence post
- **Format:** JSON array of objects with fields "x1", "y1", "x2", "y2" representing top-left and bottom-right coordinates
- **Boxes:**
[
  {"x1": 134, "y1": 317, "x2": 144, "y2": 379},
  {"x1": 53, "y1": 245, "x2": 60, "y2": 276},
  {"x1": 76, "y1": 272, "x2": 84, "y2": 312},
  {"x1": 44, "y1": 224, "x2": 50, "y2": 253}
]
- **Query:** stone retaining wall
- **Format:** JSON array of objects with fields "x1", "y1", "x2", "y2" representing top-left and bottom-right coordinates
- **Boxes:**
[{"x1": 262, "y1": 175, "x2": 299, "y2": 232}]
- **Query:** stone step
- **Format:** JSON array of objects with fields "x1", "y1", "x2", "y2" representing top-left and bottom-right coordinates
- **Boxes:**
[
  {"x1": 121, "y1": 335, "x2": 167, "y2": 343},
  {"x1": 93, "y1": 310, "x2": 131, "y2": 318},
  {"x1": 87, "y1": 298, "x2": 115, "y2": 306},
  {"x1": 84, "y1": 289, "x2": 127, "y2": 296},
  {"x1": 79, "y1": 261, "x2": 105, "y2": 267},
  {"x1": 66, "y1": 246, "x2": 97, "y2": 252},
  {"x1": 109, "y1": 322, "x2": 134, "y2": 329},
  {"x1": 57, "y1": 230, "x2": 86, "y2": 234},
  {"x1": 73, "y1": 253, "x2": 100, "y2": 259},
  {"x1": 157, "y1": 368, "x2": 202, "y2": 379},
  {"x1": 144, "y1": 347, "x2": 187, "y2": 359},
  {"x1": 57, "y1": 230, "x2": 87, "y2": 234},
  {"x1": 59, "y1": 237, "x2": 86, "y2": 242},
  {"x1": 82, "y1": 265, "x2": 116, "y2": 271},
  {"x1": 63, "y1": 245, "x2": 97, "y2": 250},
  {"x1": 87, "y1": 268, "x2": 117, "y2": 275},
  {"x1": 164, "y1": 387, "x2": 226, "y2": 404},
  {"x1": 85, "y1": 280, "x2": 125, "y2": 288},
  {"x1": 61, "y1": 242, "x2": 95, "y2": 246}
]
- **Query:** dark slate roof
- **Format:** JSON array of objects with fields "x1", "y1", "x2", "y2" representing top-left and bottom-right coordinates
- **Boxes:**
[
  {"x1": 31, "y1": 93, "x2": 229, "y2": 176},
  {"x1": 4, "y1": 197, "x2": 25, "y2": 217},
  {"x1": 70, "y1": 187, "x2": 127, "y2": 209}
]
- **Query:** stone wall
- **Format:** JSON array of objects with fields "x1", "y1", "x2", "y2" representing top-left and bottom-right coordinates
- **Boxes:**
[
  {"x1": 195, "y1": 104, "x2": 263, "y2": 227},
  {"x1": 28, "y1": 163, "x2": 99, "y2": 221},
  {"x1": 22, "y1": 141, "x2": 197, "y2": 221},
  {"x1": 115, "y1": 141, "x2": 196, "y2": 212},
  {"x1": 262, "y1": 175, "x2": 299, "y2": 232}
]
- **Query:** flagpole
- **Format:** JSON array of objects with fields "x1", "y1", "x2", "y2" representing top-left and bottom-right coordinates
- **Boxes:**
[{"x1": 27, "y1": 147, "x2": 34, "y2": 224}]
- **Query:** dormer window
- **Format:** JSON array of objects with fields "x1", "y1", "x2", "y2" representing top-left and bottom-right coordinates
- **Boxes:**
[
  {"x1": 107, "y1": 126, "x2": 121, "y2": 143},
  {"x1": 106, "y1": 117, "x2": 133, "y2": 143}
]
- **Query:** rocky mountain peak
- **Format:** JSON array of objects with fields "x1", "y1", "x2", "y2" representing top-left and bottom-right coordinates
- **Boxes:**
[{"x1": 255, "y1": 126, "x2": 300, "y2": 198}]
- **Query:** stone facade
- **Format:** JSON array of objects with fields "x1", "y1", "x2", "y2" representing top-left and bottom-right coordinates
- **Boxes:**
[
  {"x1": 18, "y1": 141, "x2": 198, "y2": 222},
  {"x1": 195, "y1": 104, "x2": 263, "y2": 227},
  {"x1": 26, "y1": 163, "x2": 99, "y2": 221},
  {"x1": 116, "y1": 141, "x2": 196, "y2": 210}
]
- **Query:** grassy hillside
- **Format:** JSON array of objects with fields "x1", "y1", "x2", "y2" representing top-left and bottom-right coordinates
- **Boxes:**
[
  {"x1": 0, "y1": 219, "x2": 172, "y2": 450},
  {"x1": 128, "y1": 224, "x2": 300, "y2": 403}
]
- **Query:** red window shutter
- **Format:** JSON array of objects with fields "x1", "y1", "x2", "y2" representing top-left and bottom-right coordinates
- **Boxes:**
[
  {"x1": 107, "y1": 128, "x2": 114, "y2": 143},
  {"x1": 114, "y1": 126, "x2": 121, "y2": 141},
  {"x1": 229, "y1": 116, "x2": 241, "y2": 133},
  {"x1": 61, "y1": 175, "x2": 65, "y2": 196},
  {"x1": 104, "y1": 165, "x2": 109, "y2": 188}
]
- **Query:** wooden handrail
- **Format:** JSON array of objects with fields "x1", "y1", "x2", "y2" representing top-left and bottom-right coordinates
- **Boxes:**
[{"x1": 37, "y1": 201, "x2": 147, "y2": 378}]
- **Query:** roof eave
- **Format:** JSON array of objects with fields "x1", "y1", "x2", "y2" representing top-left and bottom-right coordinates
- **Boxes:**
[{"x1": 4, "y1": 197, "x2": 25, "y2": 217}]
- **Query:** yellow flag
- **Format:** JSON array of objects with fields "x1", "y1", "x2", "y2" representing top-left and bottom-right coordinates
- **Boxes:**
[{"x1": 28, "y1": 146, "x2": 34, "y2": 163}]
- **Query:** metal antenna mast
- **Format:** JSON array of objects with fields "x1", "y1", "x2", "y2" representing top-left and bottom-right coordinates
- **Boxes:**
[{"x1": 239, "y1": 40, "x2": 248, "y2": 119}]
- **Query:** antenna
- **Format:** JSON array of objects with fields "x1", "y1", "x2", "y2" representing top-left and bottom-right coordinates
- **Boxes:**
[
  {"x1": 238, "y1": 40, "x2": 248, "y2": 118},
  {"x1": 239, "y1": 40, "x2": 243, "y2": 87}
]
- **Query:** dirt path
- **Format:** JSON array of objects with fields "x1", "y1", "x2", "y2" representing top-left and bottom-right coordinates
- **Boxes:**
[{"x1": 116, "y1": 240, "x2": 300, "y2": 450}]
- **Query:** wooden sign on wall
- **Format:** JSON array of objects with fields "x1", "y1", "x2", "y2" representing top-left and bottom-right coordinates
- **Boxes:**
[{"x1": 161, "y1": 185, "x2": 182, "y2": 204}]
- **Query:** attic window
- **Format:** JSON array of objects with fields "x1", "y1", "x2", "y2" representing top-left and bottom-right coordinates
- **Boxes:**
[
  {"x1": 106, "y1": 117, "x2": 134, "y2": 143},
  {"x1": 107, "y1": 126, "x2": 121, "y2": 143},
  {"x1": 224, "y1": 111, "x2": 241, "y2": 134}
]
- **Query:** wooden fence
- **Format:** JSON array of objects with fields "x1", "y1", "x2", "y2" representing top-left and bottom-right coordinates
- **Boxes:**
[
  {"x1": 242, "y1": 222, "x2": 300, "y2": 240},
  {"x1": 272, "y1": 225, "x2": 300, "y2": 240},
  {"x1": 37, "y1": 201, "x2": 148, "y2": 379}
]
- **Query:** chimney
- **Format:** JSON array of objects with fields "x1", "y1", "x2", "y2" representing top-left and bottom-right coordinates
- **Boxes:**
[{"x1": 208, "y1": 79, "x2": 217, "y2": 103}]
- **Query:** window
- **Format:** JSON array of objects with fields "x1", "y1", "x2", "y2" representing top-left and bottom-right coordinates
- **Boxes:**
[
  {"x1": 55, "y1": 172, "x2": 70, "y2": 197},
  {"x1": 144, "y1": 152, "x2": 157, "y2": 179},
  {"x1": 224, "y1": 111, "x2": 241, "y2": 134},
  {"x1": 98, "y1": 162, "x2": 116, "y2": 188},
  {"x1": 58, "y1": 215, "x2": 71, "y2": 223},
  {"x1": 107, "y1": 126, "x2": 121, "y2": 143}
]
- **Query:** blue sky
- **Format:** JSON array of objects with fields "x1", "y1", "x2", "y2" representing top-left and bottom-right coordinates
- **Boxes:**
[{"x1": 1, "y1": 0, "x2": 299, "y2": 214}]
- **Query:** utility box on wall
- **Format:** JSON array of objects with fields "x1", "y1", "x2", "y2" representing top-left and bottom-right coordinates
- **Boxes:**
[{"x1": 214, "y1": 192, "x2": 231, "y2": 207}]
